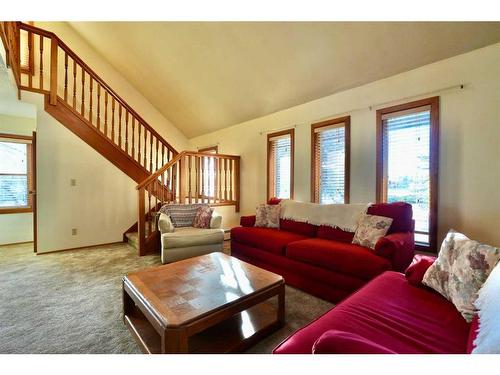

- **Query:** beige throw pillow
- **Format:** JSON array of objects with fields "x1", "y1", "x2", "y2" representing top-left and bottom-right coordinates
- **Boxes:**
[
  {"x1": 352, "y1": 214, "x2": 393, "y2": 249},
  {"x1": 255, "y1": 204, "x2": 280, "y2": 228},
  {"x1": 422, "y1": 229, "x2": 500, "y2": 322}
]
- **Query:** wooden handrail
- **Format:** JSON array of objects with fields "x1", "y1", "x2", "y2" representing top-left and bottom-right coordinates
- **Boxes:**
[{"x1": 136, "y1": 151, "x2": 186, "y2": 189}]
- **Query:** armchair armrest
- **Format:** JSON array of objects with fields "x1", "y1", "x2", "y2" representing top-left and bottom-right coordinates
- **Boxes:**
[
  {"x1": 374, "y1": 231, "x2": 415, "y2": 272},
  {"x1": 312, "y1": 330, "x2": 396, "y2": 354},
  {"x1": 210, "y1": 212, "x2": 222, "y2": 229},
  {"x1": 240, "y1": 215, "x2": 256, "y2": 227},
  {"x1": 158, "y1": 213, "x2": 175, "y2": 234}
]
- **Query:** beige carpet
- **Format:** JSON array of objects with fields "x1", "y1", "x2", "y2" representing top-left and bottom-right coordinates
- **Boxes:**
[{"x1": 0, "y1": 242, "x2": 333, "y2": 354}]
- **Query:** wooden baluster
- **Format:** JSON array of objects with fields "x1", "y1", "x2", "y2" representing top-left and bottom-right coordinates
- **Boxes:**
[
  {"x1": 80, "y1": 68, "x2": 85, "y2": 115},
  {"x1": 195, "y1": 156, "x2": 199, "y2": 203},
  {"x1": 96, "y1": 84, "x2": 101, "y2": 130},
  {"x1": 104, "y1": 91, "x2": 108, "y2": 137},
  {"x1": 124, "y1": 111, "x2": 129, "y2": 154},
  {"x1": 89, "y1": 77, "x2": 93, "y2": 122},
  {"x1": 229, "y1": 159, "x2": 233, "y2": 201},
  {"x1": 149, "y1": 134, "x2": 153, "y2": 172},
  {"x1": 200, "y1": 156, "x2": 205, "y2": 203},
  {"x1": 118, "y1": 104, "x2": 122, "y2": 149},
  {"x1": 143, "y1": 129, "x2": 147, "y2": 169},
  {"x1": 161, "y1": 145, "x2": 165, "y2": 168},
  {"x1": 111, "y1": 97, "x2": 115, "y2": 143},
  {"x1": 72, "y1": 59, "x2": 76, "y2": 110},
  {"x1": 155, "y1": 138, "x2": 159, "y2": 172},
  {"x1": 39, "y1": 36, "x2": 43, "y2": 90},
  {"x1": 63, "y1": 52, "x2": 68, "y2": 101},
  {"x1": 219, "y1": 156, "x2": 222, "y2": 201},
  {"x1": 225, "y1": 158, "x2": 228, "y2": 201},
  {"x1": 161, "y1": 171, "x2": 165, "y2": 206},
  {"x1": 214, "y1": 157, "x2": 219, "y2": 203},
  {"x1": 138, "y1": 124, "x2": 142, "y2": 164},
  {"x1": 27, "y1": 31, "x2": 33, "y2": 88},
  {"x1": 188, "y1": 155, "x2": 192, "y2": 203},
  {"x1": 131, "y1": 117, "x2": 136, "y2": 160},
  {"x1": 235, "y1": 158, "x2": 240, "y2": 212}
]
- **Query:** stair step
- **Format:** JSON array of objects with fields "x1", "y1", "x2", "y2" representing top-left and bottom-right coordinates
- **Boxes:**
[{"x1": 125, "y1": 226, "x2": 153, "y2": 250}]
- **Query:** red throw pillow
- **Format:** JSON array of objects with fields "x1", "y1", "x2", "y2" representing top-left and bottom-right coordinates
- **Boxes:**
[
  {"x1": 367, "y1": 202, "x2": 413, "y2": 234},
  {"x1": 240, "y1": 215, "x2": 256, "y2": 227},
  {"x1": 192, "y1": 206, "x2": 213, "y2": 229},
  {"x1": 268, "y1": 197, "x2": 282, "y2": 205},
  {"x1": 405, "y1": 254, "x2": 436, "y2": 286},
  {"x1": 313, "y1": 330, "x2": 395, "y2": 354}
]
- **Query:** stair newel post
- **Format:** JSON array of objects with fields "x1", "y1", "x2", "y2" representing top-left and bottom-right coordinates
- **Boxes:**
[
  {"x1": 39, "y1": 35, "x2": 44, "y2": 90},
  {"x1": 188, "y1": 155, "x2": 192, "y2": 204},
  {"x1": 137, "y1": 187, "x2": 146, "y2": 256},
  {"x1": 49, "y1": 36, "x2": 58, "y2": 105},
  {"x1": 179, "y1": 155, "x2": 186, "y2": 204}
]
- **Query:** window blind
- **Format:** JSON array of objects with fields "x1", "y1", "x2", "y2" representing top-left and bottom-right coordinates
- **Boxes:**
[
  {"x1": 314, "y1": 125, "x2": 345, "y2": 204},
  {"x1": 270, "y1": 135, "x2": 291, "y2": 199},
  {"x1": 0, "y1": 141, "x2": 29, "y2": 207},
  {"x1": 383, "y1": 107, "x2": 431, "y2": 244}
]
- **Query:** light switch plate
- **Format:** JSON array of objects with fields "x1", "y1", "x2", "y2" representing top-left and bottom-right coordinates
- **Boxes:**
[
  {"x1": 72, "y1": 228, "x2": 77, "y2": 235},
  {"x1": 70, "y1": 179, "x2": 76, "y2": 186}
]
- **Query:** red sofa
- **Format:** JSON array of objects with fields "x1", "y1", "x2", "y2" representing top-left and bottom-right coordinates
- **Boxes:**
[
  {"x1": 231, "y1": 201, "x2": 415, "y2": 302},
  {"x1": 273, "y1": 256, "x2": 474, "y2": 354}
]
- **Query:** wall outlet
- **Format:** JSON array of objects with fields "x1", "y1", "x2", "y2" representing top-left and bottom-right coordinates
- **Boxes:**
[
  {"x1": 72, "y1": 228, "x2": 77, "y2": 236},
  {"x1": 70, "y1": 179, "x2": 77, "y2": 186}
]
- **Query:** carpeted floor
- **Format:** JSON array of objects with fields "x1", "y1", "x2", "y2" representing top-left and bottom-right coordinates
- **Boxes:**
[{"x1": 0, "y1": 242, "x2": 333, "y2": 354}]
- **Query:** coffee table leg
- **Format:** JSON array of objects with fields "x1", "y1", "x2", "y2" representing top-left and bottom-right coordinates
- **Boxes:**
[
  {"x1": 162, "y1": 329, "x2": 189, "y2": 353},
  {"x1": 278, "y1": 283, "x2": 285, "y2": 327}
]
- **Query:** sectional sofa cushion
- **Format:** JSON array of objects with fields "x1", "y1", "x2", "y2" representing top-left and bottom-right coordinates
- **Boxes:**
[
  {"x1": 286, "y1": 238, "x2": 391, "y2": 280},
  {"x1": 230, "y1": 226, "x2": 309, "y2": 255},
  {"x1": 367, "y1": 202, "x2": 413, "y2": 234},
  {"x1": 280, "y1": 219, "x2": 318, "y2": 237},
  {"x1": 273, "y1": 271, "x2": 470, "y2": 354},
  {"x1": 316, "y1": 225, "x2": 354, "y2": 243}
]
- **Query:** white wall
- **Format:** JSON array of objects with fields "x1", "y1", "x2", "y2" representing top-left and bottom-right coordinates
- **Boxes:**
[
  {"x1": 188, "y1": 42, "x2": 500, "y2": 247},
  {"x1": 0, "y1": 114, "x2": 36, "y2": 245}
]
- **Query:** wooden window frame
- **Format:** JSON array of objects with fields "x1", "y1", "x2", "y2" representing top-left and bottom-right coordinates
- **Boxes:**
[
  {"x1": 0, "y1": 133, "x2": 34, "y2": 214},
  {"x1": 267, "y1": 129, "x2": 294, "y2": 201},
  {"x1": 310, "y1": 116, "x2": 351, "y2": 204},
  {"x1": 376, "y1": 96, "x2": 439, "y2": 252}
]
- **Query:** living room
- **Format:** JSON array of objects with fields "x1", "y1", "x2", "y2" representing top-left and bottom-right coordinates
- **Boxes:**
[{"x1": 1, "y1": 1, "x2": 500, "y2": 374}]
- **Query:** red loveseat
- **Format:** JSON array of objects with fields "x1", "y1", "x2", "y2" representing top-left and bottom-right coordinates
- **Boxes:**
[
  {"x1": 273, "y1": 256, "x2": 473, "y2": 354},
  {"x1": 231, "y1": 201, "x2": 415, "y2": 303}
]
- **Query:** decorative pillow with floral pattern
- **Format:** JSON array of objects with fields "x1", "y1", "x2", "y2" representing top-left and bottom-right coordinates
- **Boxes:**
[
  {"x1": 352, "y1": 214, "x2": 393, "y2": 249},
  {"x1": 192, "y1": 206, "x2": 214, "y2": 229},
  {"x1": 422, "y1": 229, "x2": 500, "y2": 322},
  {"x1": 255, "y1": 203, "x2": 280, "y2": 228}
]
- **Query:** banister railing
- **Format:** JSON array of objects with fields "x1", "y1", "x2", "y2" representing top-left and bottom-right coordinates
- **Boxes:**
[
  {"x1": 136, "y1": 151, "x2": 240, "y2": 255},
  {"x1": 0, "y1": 21, "x2": 178, "y2": 174}
]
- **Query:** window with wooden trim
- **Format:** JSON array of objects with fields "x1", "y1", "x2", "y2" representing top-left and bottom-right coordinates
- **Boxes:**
[
  {"x1": 267, "y1": 129, "x2": 294, "y2": 200},
  {"x1": 0, "y1": 134, "x2": 33, "y2": 214},
  {"x1": 311, "y1": 116, "x2": 350, "y2": 204},
  {"x1": 376, "y1": 97, "x2": 439, "y2": 251}
]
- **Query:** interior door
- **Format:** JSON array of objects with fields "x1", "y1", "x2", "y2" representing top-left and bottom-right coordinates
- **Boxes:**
[{"x1": 31, "y1": 131, "x2": 37, "y2": 253}]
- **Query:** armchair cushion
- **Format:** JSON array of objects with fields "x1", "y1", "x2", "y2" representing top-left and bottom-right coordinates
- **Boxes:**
[
  {"x1": 162, "y1": 227, "x2": 224, "y2": 249},
  {"x1": 210, "y1": 212, "x2": 222, "y2": 229},
  {"x1": 158, "y1": 213, "x2": 175, "y2": 234}
]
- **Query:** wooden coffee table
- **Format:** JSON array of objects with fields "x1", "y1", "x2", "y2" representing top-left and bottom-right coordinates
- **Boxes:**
[{"x1": 122, "y1": 252, "x2": 285, "y2": 353}]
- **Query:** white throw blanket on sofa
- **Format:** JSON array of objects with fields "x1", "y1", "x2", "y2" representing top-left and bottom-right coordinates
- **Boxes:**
[{"x1": 279, "y1": 200, "x2": 370, "y2": 232}]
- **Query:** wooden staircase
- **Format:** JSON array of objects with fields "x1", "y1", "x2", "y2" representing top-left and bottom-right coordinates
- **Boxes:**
[{"x1": 0, "y1": 21, "x2": 240, "y2": 256}]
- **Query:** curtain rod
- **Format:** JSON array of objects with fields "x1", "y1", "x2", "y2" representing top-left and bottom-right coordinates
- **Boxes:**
[{"x1": 259, "y1": 83, "x2": 465, "y2": 135}]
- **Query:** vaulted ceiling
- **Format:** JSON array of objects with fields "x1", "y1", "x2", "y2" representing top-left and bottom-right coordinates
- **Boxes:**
[{"x1": 68, "y1": 22, "x2": 500, "y2": 138}]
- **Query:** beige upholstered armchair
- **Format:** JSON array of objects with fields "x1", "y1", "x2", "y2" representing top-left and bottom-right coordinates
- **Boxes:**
[{"x1": 158, "y1": 211, "x2": 224, "y2": 263}]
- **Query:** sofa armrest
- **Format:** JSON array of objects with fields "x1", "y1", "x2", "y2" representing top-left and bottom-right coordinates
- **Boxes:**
[
  {"x1": 210, "y1": 212, "x2": 222, "y2": 229},
  {"x1": 240, "y1": 215, "x2": 256, "y2": 227},
  {"x1": 405, "y1": 254, "x2": 436, "y2": 286},
  {"x1": 312, "y1": 330, "x2": 396, "y2": 354},
  {"x1": 158, "y1": 213, "x2": 175, "y2": 234},
  {"x1": 374, "y1": 231, "x2": 415, "y2": 272}
]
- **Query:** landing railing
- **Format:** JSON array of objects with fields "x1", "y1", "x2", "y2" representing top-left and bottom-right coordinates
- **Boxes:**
[
  {"x1": 136, "y1": 151, "x2": 240, "y2": 255},
  {"x1": 0, "y1": 21, "x2": 177, "y2": 174}
]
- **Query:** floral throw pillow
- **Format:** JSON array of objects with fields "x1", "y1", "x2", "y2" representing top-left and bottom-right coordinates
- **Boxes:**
[
  {"x1": 422, "y1": 229, "x2": 500, "y2": 322},
  {"x1": 192, "y1": 206, "x2": 214, "y2": 229},
  {"x1": 352, "y1": 214, "x2": 393, "y2": 249},
  {"x1": 255, "y1": 204, "x2": 280, "y2": 228}
]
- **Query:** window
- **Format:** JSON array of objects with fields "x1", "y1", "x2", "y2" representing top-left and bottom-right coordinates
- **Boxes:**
[
  {"x1": 198, "y1": 146, "x2": 218, "y2": 198},
  {"x1": 0, "y1": 133, "x2": 33, "y2": 214},
  {"x1": 267, "y1": 129, "x2": 294, "y2": 200},
  {"x1": 376, "y1": 97, "x2": 439, "y2": 251},
  {"x1": 311, "y1": 116, "x2": 350, "y2": 204}
]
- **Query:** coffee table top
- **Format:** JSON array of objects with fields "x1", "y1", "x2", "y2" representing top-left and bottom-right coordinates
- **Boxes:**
[{"x1": 124, "y1": 252, "x2": 283, "y2": 327}]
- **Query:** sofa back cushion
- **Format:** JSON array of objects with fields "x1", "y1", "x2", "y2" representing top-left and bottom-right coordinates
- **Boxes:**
[
  {"x1": 280, "y1": 219, "x2": 317, "y2": 237},
  {"x1": 160, "y1": 203, "x2": 209, "y2": 227},
  {"x1": 316, "y1": 225, "x2": 354, "y2": 243},
  {"x1": 367, "y1": 202, "x2": 413, "y2": 233}
]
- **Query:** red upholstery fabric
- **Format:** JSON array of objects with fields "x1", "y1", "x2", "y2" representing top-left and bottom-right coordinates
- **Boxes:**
[
  {"x1": 316, "y1": 225, "x2": 354, "y2": 243},
  {"x1": 273, "y1": 272, "x2": 470, "y2": 354},
  {"x1": 375, "y1": 231, "x2": 415, "y2": 272},
  {"x1": 405, "y1": 254, "x2": 436, "y2": 286},
  {"x1": 240, "y1": 215, "x2": 256, "y2": 227},
  {"x1": 467, "y1": 315, "x2": 479, "y2": 354},
  {"x1": 230, "y1": 227, "x2": 308, "y2": 255},
  {"x1": 280, "y1": 219, "x2": 317, "y2": 237},
  {"x1": 313, "y1": 330, "x2": 396, "y2": 354},
  {"x1": 286, "y1": 238, "x2": 391, "y2": 280},
  {"x1": 367, "y1": 202, "x2": 413, "y2": 234},
  {"x1": 231, "y1": 241, "x2": 365, "y2": 302},
  {"x1": 268, "y1": 197, "x2": 282, "y2": 205}
]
